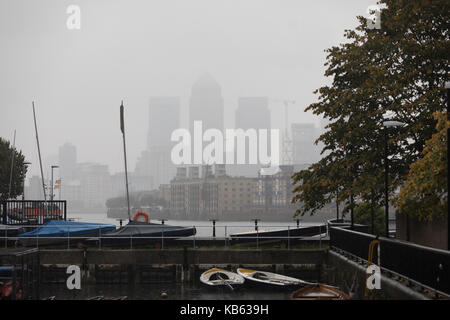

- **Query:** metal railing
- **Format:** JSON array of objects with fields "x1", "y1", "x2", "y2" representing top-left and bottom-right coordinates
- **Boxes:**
[
  {"x1": 329, "y1": 226, "x2": 450, "y2": 295},
  {"x1": 0, "y1": 248, "x2": 40, "y2": 300},
  {"x1": 1, "y1": 200, "x2": 67, "y2": 225},
  {"x1": 2, "y1": 223, "x2": 328, "y2": 250}
]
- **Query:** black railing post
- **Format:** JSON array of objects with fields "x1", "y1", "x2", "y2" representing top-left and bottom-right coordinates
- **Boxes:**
[
  {"x1": 64, "y1": 201, "x2": 67, "y2": 221},
  {"x1": 2, "y1": 202, "x2": 7, "y2": 225}
]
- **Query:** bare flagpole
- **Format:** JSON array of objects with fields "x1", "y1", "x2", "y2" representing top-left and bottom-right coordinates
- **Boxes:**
[
  {"x1": 32, "y1": 101, "x2": 47, "y2": 201},
  {"x1": 7, "y1": 130, "x2": 16, "y2": 199},
  {"x1": 120, "y1": 101, "x2": 131, "y2": 222}
]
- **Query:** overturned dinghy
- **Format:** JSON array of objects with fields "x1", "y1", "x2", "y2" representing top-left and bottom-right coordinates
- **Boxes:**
[
  {"x1": 200, "y1": 268, "x2": 245, "y2": 290},
  {"x1": 92, "y1": 220, "x2": 197, "y2": 247},
  {"x1": 18, "y1": 220, "x2": 116, "y2": 247},
  {"x1": 237, "y1": 268, "x2": 313, "y2": 288}
]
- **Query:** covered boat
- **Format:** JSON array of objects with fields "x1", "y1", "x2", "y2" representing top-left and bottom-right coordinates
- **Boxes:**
[
  {"x1": 230, "y1": 224, "x2": 326, "y2": 244},
  {"x1": 90, "y1": 220, "x2": 197, "y2": 246},
  {"x1": 237, "y1": 268, "x2": 313, "y2": 288},
  {"x1": 18, "y1": 220, "x2": 116, "y2": 247},
  {"x1": 291, "y1": 284, "x2": 350, "y2": 300},
  {"x1": 0, "y1": 224, "x2": 26, "y2": 237},
  {"x1": 200, "y1": 268, "x2": 245, "y2": 289}
]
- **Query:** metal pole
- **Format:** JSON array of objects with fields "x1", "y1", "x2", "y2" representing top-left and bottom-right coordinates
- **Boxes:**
[
  {"x1": 210, "y1": 219, "x2": 217, "y2": 237},
  {"x1": 51, "y1": 166, "x2": 54, "y2": 203},
  {"x1": 336, "y1": 191, "x2": 339, "y2": 221},
  {"x1": 120, "y1": 101, "x2": 131, "y2": 222},
  {"x1": 32, "y1": 102, "x2": 47, "y2": 201},
  {"x1": 384, "y1": 128, "x2": 389, "y2": 238},
  {"x1": 252, "y1": 219, "x2": 260, "y2": 232},
  {"x1": 371, "y1": 191, "x2": 375, "y2": 235},
  {"x1": 446, "y1": 83, "x2": 449, "y2": 250},
  {"x1": 350, "y1": 193, "x2": 354, "y2": 229}
]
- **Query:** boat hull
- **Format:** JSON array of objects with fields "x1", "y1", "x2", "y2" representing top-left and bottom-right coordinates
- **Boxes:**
[
  {"x1": 230, "y1": 225, "x2": 326, "y2": 244},
  {"x1": 237, "y1": 268, "x2": 310, "y2": 290},
  {"x1": 200, "y1": 268, "x2": 245, "y2": 289},
  {"x1": 90, "y1": 221, "x2": 197, "y2": 247}
]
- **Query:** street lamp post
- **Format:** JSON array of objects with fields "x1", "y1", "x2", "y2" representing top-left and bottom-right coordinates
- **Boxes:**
[
  {"x1": 383, "y1": 120, "x2": 405, "y2": 238},
  {"x1": 51, "y1": 165, "x2": 59, "y2": 203},
  {"x1": 445, "y1": 81, "x2": 449, "y2": 250}
]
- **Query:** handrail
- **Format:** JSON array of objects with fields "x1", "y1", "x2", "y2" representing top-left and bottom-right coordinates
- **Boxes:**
[{"x1": 329, "y1": 226, "x2": 450, "y2": 295}]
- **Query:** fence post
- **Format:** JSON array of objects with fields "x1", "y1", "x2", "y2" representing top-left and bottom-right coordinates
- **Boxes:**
[
  {"x1": 2, "y1": 202, "x2": 7, "y2": 225},
  {"x1": 224, "y1": 225, "x2": 227, "y2": 247},
  {"x1": 67, "y1": 226, "x2": 70, "y2": 249},
  {"x1": 64, "y1": 201, "x2": 67, "y2": 221},
  {"x1": 288, "y1": 226, "x2": 290, "y2": 250},
  {"x1": 256, "y1": 228, "x2": 259, "y2": 249}
]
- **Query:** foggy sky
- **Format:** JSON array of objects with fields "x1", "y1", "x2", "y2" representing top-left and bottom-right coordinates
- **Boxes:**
[{"x1": 0, "y1": 0, "x2": 377, "y2": 181}]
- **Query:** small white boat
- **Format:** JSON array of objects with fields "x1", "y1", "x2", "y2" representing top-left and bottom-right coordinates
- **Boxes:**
[
  {"x1": 237, "y1": 268, "x2": 314, "y2": 288},
  {"x1": 200, "y1": 268, "x2": 245, "y2": 289}
]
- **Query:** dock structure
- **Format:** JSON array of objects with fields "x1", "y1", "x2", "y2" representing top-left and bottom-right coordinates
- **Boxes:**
[{"x1": 39, "y1": 248, "x2": 327, "y2": 285}]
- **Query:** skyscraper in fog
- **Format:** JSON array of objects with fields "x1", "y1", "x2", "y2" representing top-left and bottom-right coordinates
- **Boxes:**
[
  {"x1": 135, "y1": 97, "x2": 180, "y2": 188},
  {"x1": 227, "y1": 97, "x2": 271, "y2": 177},
  {"x1": 291, "y1": 123, "x2": 321, "y2": 165},
  {"x1": 147, "y1": 97, "x2": 180, "y2": 151},
  {"x1": 189, "y1": 73, "x2": 224, "y2": 133},
  {"x1": 58, "y1": 143, "x2": 77, "y2": 182},
  {"x1": 235, "y1": 97, "x2": 270, "y2": 130}
]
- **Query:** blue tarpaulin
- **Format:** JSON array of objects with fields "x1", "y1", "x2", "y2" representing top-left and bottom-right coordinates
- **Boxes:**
[{"x1": 18, "y1": 220, "x2": 116, "y2": 238}]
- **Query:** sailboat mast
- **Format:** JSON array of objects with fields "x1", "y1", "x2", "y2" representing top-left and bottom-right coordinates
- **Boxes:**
[
  {"x1": 120, "y1": 101, "x2": 131, "y2": 222},
  {"x1": 32, "y1": 101, "x2": 47, "y2": 201}
]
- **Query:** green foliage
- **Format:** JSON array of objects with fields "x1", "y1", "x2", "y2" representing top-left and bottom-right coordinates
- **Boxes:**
[
  {"x1": 392, "y1": 112, "x2": 448, "y2": 221},
  {"x1": 0, "y1": 137, "x2": 27, "y2": 201},
  {"x1": 353, "y1": 201, "x2": 385, "y2": 235},
  {"x1": 292, "y1": 0, "x2": 449, "y2": 218}
]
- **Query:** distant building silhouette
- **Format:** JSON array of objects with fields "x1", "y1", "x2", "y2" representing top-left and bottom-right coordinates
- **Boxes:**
[
  {"x1": 26, "y1": 175, "x2": 44, "y2": 200},
  {"x1": 74, "y1": 163, "x2": 112, "y2": 209},
  {"x1": 189, "y1": 73, "x2": 224, "y2": 134},
  {"x1": 235, "y1": 97, "x2": 270, "y2": 130},
  {"x1": 58, "y1": 143, "x2": 77, "y2": 182},
  {"x1": 291, "y1": 123, "x2": 321, "y2": 165},
  {"x1": 227, "y1": 97, "x2": 271, "y2": 177},
  {"x1": 135, "y1": 97, "x2": 180, "y2": 189}
]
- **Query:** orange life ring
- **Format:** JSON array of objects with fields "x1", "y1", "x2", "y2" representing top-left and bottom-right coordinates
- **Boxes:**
[{"x1": 133, "y1": 211, "x2": 149, "y2": 223}]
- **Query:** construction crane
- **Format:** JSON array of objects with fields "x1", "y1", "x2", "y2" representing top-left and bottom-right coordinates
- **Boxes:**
[{"x1": 268, "y1": 99, "x2": 296, "y2": 165}]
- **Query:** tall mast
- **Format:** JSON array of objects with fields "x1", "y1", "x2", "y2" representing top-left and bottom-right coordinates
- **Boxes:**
[
  {"x1": 32, "y1": 101, "x2": 47, "y2": 201},
  {"x1": 120, "y1": 101, "x2": 131, "y2": 222}
]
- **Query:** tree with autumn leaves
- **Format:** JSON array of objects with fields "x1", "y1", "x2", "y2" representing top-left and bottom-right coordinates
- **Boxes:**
[
  {"x1": 292, "y1": 0, "x2": 449, "y2": 225},
  {"x1": 392, "y1": 111, "x2": 448, "y2": 221}
]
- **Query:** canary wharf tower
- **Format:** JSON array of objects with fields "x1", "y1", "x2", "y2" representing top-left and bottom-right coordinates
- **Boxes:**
[{"x1": 189, "y1": 73, "x2": 224, "y2": 134}]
